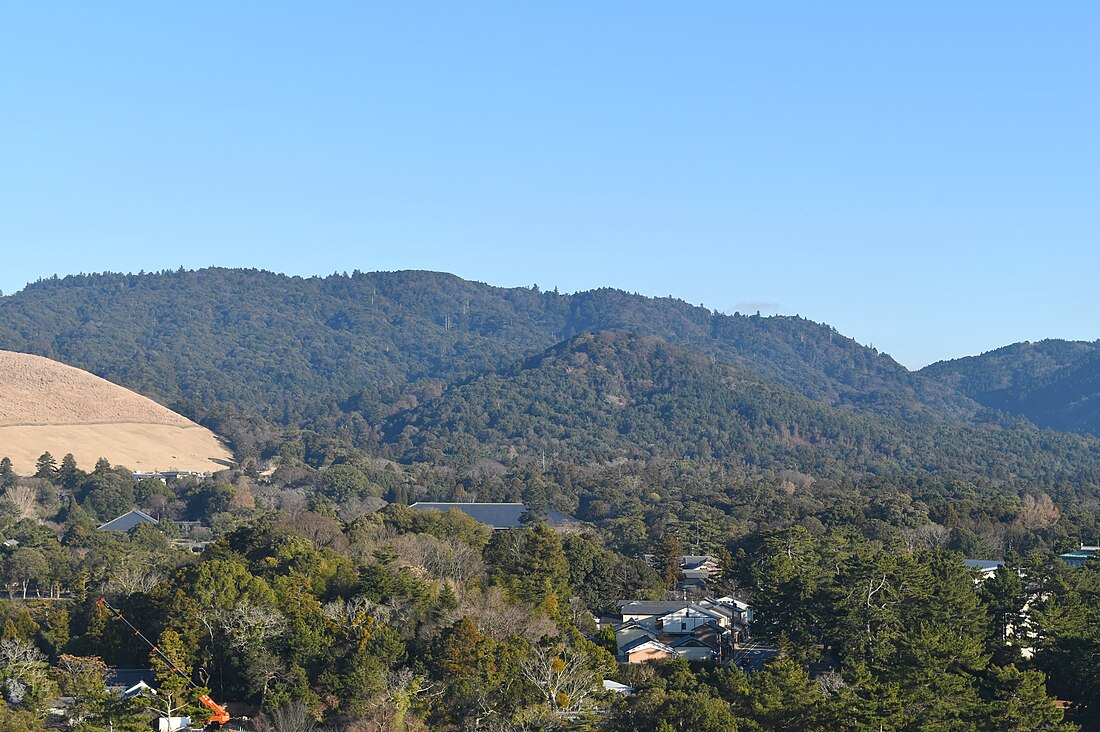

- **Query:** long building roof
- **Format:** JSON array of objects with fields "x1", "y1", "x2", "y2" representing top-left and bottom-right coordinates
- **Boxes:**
[
  {"x1": 408, "y1": 502, "x2": 577, "y2": 530},
  {"x1": 96, "y1": 509, "x2": 159, "y2": 532}
]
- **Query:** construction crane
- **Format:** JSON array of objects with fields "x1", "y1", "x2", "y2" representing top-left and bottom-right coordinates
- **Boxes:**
[{"x1": 96, "y1": 597, "x2": 231, "y2": 728}]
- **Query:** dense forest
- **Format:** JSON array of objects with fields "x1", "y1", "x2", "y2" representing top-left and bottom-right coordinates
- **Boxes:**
[
  {"x1": 923, "y1": 340, "x2": 1100, "y2": 436},
  {"x1": 0, "y1": 268, "x2": 1099, "y2": 729},
  {"x1": 0, "y1": 268, "x2": 975, "y2": 427},
  {"x1": 0, "y1": 455, "x2": 1093, "y2": 731}
]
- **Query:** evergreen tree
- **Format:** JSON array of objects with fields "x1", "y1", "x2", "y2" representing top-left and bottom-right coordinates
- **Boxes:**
[
  {"x1": 484, "y1": 523, "x2": 570, "y2": 608},
  {"x1": 56, "y1": 454, "x2": 81, "y2": 491},
  {"x1": 654, "y1": 533, "x2": 684, "y2": 591},
  {"x1": 981, "y1": 563, "x2": 1028, "y2": 653},
  {"x1": 0, "y1": 457, "x2": 16, "y2": 489},
  {"x1": 983, "y1": 664, "x2": 1076, "y2": 732},
  {"x1": 150, "y1": 628, "x2": 206, "y2": 721},
  {"x1": 33, "y1": 453, "x2": 56, "y2": 481}
]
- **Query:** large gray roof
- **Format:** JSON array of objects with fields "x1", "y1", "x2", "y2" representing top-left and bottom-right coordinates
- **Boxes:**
[
  {"x1": 408, "y1": 502, "x2": 577, "y2": 530},
  {"x1": 96, "y1": 509, "x2": 159, "y2": 532},
  {"x1": 618, "y1": 601, "x2": 730, "y2": 620}
]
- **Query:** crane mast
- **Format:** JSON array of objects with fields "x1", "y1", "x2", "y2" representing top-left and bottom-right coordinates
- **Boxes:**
[{"x1": 96, "y1": 597, "x2": 231, "y2": 727}]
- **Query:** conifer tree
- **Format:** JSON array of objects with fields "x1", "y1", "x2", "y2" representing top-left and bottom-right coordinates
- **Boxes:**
[
  {"x1": 33, "y1": 453, "x2": 56, "y2": 481},
  {"x1": 0, "y1": 457, "x2": 16, "y2": 489}
]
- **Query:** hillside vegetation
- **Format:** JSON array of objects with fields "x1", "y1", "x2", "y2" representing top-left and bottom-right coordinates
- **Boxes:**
[
  {"x1": 923, "y1": 339, "x2": 1100, "y2": 435},
  {"x1": 2, "y1": 269, "x2": 1100, "y2": 499},
  {"x1": 0, "y1": 269, "x2": 976, "y2": 426},
  {"x1": 0, "y1": 270, "x2": 1098, "y2": 730},
  {"x1": 385, "y1": 331, "x2": 1100, "y2": 492}
]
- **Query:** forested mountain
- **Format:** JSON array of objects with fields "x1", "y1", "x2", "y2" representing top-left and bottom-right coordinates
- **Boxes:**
[
  {"x1": 923, "y1": 339, "x2": 1100, "y2": 435},
  {"x1": 0, "y1": 269, "x2": 975, "y2": 429},
  {"x1": 5, "y1": 268, "x2": 1100, "y2": 496},
  {"x1": 3, "y1": 270, "x2": 1100, "y2": 730},
  {"x1": 385, "y1": 331, "x2": 1100, "y2": 492}
]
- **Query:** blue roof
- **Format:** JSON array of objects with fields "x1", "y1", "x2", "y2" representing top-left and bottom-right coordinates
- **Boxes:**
[
  {"x1": 1060, "y1": 548, "x2": 1098, "y2": 566},
  {"x1": 408, "y1": 502, "x2": 577, "y2": 530},
  {"x1": 106, "y1": 668, "x2": 156, "y2": 690},
  {"x1": 964, "y1": 559, "x2": 1004, "y2": 572}
]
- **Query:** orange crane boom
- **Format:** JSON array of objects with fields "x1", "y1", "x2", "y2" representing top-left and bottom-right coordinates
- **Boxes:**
[{"x1": 97, "y1": 597, "x2": 231, "y2": 726}]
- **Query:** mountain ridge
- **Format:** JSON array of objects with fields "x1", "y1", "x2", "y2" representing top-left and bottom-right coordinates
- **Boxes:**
[
  {"x1": 922, "y1": 339, "x2": 1100, "y2": 435},
  {"x1": 381, "y1": 330, "x2": 1100, "y2": 492},
  {"x1": 0, "y1": 268, "x2": 978, "y2": 428}
]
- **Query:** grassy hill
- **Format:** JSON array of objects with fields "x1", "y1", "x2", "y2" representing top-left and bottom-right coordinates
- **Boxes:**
[{"x1": 0, "y1": 350, "x2": 231, "y2": 474}]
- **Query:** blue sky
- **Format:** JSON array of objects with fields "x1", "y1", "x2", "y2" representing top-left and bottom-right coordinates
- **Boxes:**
[{"x1": 1, "y1": 3, "x2": 1097, "y2": 368}]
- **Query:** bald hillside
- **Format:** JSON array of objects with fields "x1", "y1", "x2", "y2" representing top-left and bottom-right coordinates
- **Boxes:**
[{"x1": 0, "y1": 350, "x2": 231, "y2": 474}]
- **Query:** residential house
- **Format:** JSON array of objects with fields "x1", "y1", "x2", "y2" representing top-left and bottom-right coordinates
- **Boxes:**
[
  {"x1": 618, "y1": 636, "x2": 676, "y2": 664},
  {"x1": 613, "y1": 597, "x2": 751, "y2": 663},
  {"x1": 642, "y1": 553, "x2": 722, "y2": 594},
  {"x1": 619, "y1": 600, "x2": 732, "y2": 631}
]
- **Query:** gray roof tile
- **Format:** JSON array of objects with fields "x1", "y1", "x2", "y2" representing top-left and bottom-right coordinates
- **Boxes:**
[{"x1": 408, "y1": 502, "x2": 577, "y2": 530}]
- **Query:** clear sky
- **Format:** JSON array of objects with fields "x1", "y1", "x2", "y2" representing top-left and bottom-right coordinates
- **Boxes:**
[{"x1": 1, "y1": 3, "x2": 1097, "y2": 368}]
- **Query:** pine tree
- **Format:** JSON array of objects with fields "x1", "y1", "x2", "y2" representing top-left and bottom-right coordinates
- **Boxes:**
[
  {"x1": 654, "y1": 533, "x2": 683, "y2": 591},
  {"x1": 42, "y1": 606, "x2": 70, "y2": 658},
  {"x1": 0, "y1": 457, "x2": 16, "y2": 489},
  {"x1": 57, "y1": 454, "x2": 81, "y2": 490},
  {"x1": 33, "y1": 452, "x2": 56, "y2": 481},
  {"x1": 985, "y1": 664, "x2": 1075, "y2": 731}
]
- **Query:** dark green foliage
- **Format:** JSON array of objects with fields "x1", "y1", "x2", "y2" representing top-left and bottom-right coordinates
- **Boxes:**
[
  {"x1": 385, "y1": 332, "x2": 1100, "y2": 503},
  {"x1": 484, "y1": 523, "x2": 570, "y2": 609},
  {"x1": 1031, "y1": 558, "x2": 1100, "y2": 722},
  {"x1": 562, "y1": 534, "x2": 662, "y2": 614},
  {"x1": 0, "y1": 268, "x2": 974, "y2": 435},
  {"x1": 75, "y1": 461, "x2": 135, "y2": 521},
  {"x1": 0, "y1": 458, "x2": 16, "y2": 489},
  {"x1": 33, "y1": 453, "x2": 56, "y2": 481},
  {"x1": 0, "y1": 267, "x2": 1096, "y2": 729},
  {"x1": 719, "y1": 529, "x2": 1078, "y2": 730},
  {"x1": 923, "y1": 338, "x2": 1100, "y2": 436},
  {"x1": 56, "y1": 454, "x2": 83, "y2": 492},
  {"x1": 317, "y1": 464, "x2": 380, "y2": 502}
]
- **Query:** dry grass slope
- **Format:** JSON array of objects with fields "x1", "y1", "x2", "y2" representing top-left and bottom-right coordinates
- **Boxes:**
[{"x1": 0, "y1": 350, "x2": 232, "y2": 474}]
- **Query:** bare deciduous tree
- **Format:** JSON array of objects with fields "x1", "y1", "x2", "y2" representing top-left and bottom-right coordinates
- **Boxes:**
[
  {"x1": 105, "y1": 561, "x2": 164, "y2": 596},
  {"x1": 3, "y1": 485, "x2": 38, "y2": 520},
  {"x1": 900, "y1": 523, "x2": 951, "y2": 553},
  {"x1": 1016, "y1": 493, "x2": 1061, "y2": 530},
  {"x1": 251, "y1": 703, "x2": 321, "y2": 732},
  {"x1": 455, "y1": 586, "x2": 556, "y2": 643},
  {"x1": 390, "y1": 534, "x2": 485, "y2": 585},
  {"x1": 815, "y1": 669, "x2": 848, "y2": 696},
  {"x1": 338, "y1": 496, "x2": 387, "y2": 522},
  {"x1": 247, "y1": 648, "x2": 285, "y2": 700},
  {"x1": 0, "y1": 638, "x2": 50, "y2": 704},
  {"x1": 322, "y1": 595, "x2": 393, "y2": 628},
  {"x1": 352, "y1": 667, "x2": 422, "y2": 732},
  {"x1": 516, "y1": 644, "x2": 603, "y2": 729},
  {"x1": 216, "y1": 602, "x2": 286, "y2": 651}
]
